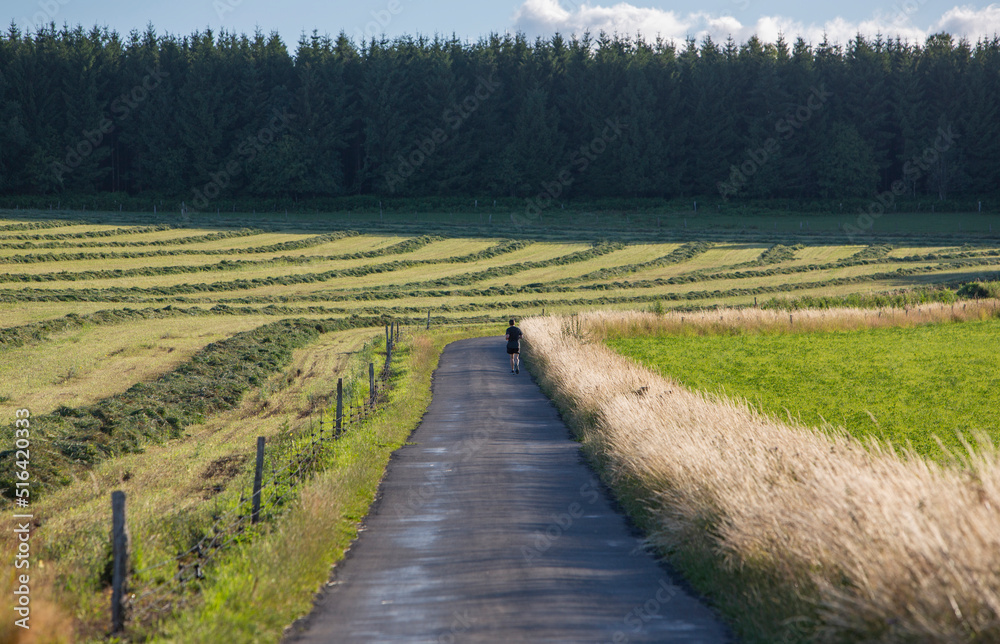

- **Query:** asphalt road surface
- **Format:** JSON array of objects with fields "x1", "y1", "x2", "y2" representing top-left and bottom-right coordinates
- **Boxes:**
[{"x1": 286, "y1": 337, "x2": 730, "y2": 643}]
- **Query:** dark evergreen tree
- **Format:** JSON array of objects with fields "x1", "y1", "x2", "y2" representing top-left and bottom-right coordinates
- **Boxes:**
[{"x1": 0, "y1": 26, "x2": 997, "y2": 202}]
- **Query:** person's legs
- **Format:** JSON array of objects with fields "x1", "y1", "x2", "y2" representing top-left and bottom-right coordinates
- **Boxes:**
[
  {"x1": 509, "y1": 351, "x2": 515, "y2": 372},
  {"x1": 514, "y1": 352, "x2": 519, "y2": 373}
]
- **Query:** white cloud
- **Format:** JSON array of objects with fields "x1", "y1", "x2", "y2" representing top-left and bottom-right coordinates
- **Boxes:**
[
  {"x1": 511, "y1": 0, "x2": 1000, "y2": 45},
  {"x1": 932, "y1": 4, "x2": 1000, "y2": 39},
  {"x1": 513, "y1": 0, "x2": 690, "y2": 39}
]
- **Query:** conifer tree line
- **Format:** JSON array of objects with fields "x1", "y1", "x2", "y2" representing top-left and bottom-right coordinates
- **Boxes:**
[{"x1": 1, "y1": 25, "x2": 998, "y2": 203}]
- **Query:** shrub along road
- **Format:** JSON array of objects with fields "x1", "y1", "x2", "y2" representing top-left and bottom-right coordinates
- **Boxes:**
[{"x1": 285, "y1": 337, "x2": 728, "y2": 642}]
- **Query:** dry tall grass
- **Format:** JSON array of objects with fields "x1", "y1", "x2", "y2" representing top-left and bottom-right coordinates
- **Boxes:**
[
  {"x1": 523, "y1": 309, "x2": 1000, "y2": 642},
  {"x1": 583, "y1": 299, "x2": 1000, "y2": 339}
]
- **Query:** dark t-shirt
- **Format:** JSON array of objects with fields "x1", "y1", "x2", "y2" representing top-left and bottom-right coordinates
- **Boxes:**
[{"x1": 506, "y1": 325, "x2": 522, "y2": 349}]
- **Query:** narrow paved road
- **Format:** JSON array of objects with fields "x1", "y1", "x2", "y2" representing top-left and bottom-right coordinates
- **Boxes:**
[{"x1": 286, "y1": 337, "x2": 729, "y2": 643}]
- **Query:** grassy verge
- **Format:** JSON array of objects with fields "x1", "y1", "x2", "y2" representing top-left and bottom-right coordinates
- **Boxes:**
[
  {"x1": 149, "y1": 324, "x2": 489, "y2": 643},
  {"x1": 523, "y1": 310, "x2": 1000, "y2": 643}
]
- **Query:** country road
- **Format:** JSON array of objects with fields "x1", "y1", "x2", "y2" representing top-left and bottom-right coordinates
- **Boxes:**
[{"x1": 285, "y1": 336, "x2": 730, "y2": 643}]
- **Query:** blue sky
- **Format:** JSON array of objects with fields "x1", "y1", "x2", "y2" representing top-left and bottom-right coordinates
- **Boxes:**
[{"x1": 7, "y1": 0, "x2": 1000, "y2": 50}]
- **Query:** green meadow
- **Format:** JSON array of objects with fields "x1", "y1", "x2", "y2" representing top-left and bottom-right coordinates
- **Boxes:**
[{"x1": 607, "y1": 319, "x2": 1000, "y2": 459}]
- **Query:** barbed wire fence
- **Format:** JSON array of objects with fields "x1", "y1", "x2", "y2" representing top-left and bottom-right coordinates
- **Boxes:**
[{"x1": 108, "y1": 322, "x2": 403, "y2": 636}]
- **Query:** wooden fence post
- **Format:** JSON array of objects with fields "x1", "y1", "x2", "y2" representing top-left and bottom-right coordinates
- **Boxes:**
[
  {"x1": 111, "y1": 490, "x2": 130, "y2": 634},
  {"x1": 426, "y1": 309, "x2": 431, "y2": 330},
  {"x1": 369, "y1": 363, "x2": 375, "y2": 406},
  {"x1": 336, "y1": 378, "x2": 344, "y2": 433},
  {"x1": 252, "y1": 437, "x2": 265, "y2": 524}
]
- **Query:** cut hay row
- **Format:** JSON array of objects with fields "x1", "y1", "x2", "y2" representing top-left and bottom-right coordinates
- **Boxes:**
[
  {"x1": 0, "y1": 235, "x2": 463, "y2": 282},
  {"x1": 0, "y1": 241, "x2": 601, "y2": 298},
  {"x1": 0, "y1": 219, "x2": 88, "y2": 232},
  {"x1": 0, "y1": 224, "x2": 171, "y2": 241},
  {"x1": 522, "y1": 310, "x2": 1000, "y2": 642},
  {"x1": 0, "y1": 227, "x2": 264, "y2": 249},
  {"x1": 0, "y1": 258, "x2": 988, "y2": 310},
  {"x1": 0, "y1": 314, "x2": 275, "y2": 418}
]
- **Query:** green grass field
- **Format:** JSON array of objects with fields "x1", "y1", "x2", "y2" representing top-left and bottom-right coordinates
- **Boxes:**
[{"x1": 607, "y1": 319, "x2": 1000, "y2": 459}]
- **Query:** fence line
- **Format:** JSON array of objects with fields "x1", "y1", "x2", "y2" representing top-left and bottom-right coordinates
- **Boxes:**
[{"x1": 116, "y1": 324, "x2": 402, "y2": 633}]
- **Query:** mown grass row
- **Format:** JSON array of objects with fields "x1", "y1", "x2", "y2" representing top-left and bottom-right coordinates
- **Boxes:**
[
  {"x1": 0, "y1": 255, "x2": 986, "y2": 309},
  {"x1": 0, "y1": 240, "x2": 579, "y2": 301},
  {"x1": 756, "y1": 243, "x2": 803, "y2": 264},
  {"x1": 0, "y1": 305, "x2": 215, "y2": 350},
  {"x1": 0, "y1": 230, "x2": 405, "y2": 263},
  {"x1": 579, "y1": 252, "x2": 1000, "y2": 291},
  {"x1": 645, "y1": 244, "x2": 1000, "y2": 283},
  {"x1": 0, "y1": 219, "x2": 86, "y2": 232},
  {"x1": 848, "y1": 243, "x2": 893, "y2": 261},
  {"x1": 0, "y1": 317, "x2": 380, "y2": 499},
  {"x1": 381, "y1": 241, "x2": 625, "y2": 289},
  {"x1": 11, "y1": 230, "x2": 358, "y2": 261},
  {"x1": 0, "y1": 227, "x2": 263, "y2": 250},
  {"x1": 548, "y1": 240, "x2": 713, "y2": 284},
  {"x1": 0, "y1": 237, "x2": 529, "y2": 286},
  {"x1": 0, "y1": 224, "x2": 171, "y2": 241}
]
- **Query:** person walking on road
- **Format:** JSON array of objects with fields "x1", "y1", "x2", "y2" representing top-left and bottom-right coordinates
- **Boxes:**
[{"x1": 505, "y1": 318, "x2": 523, "y2": 374}]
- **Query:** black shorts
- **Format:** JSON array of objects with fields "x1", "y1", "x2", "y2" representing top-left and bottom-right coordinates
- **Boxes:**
[{"x1": 507, "y1": 347, "x2": 519, "y2": 354}]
